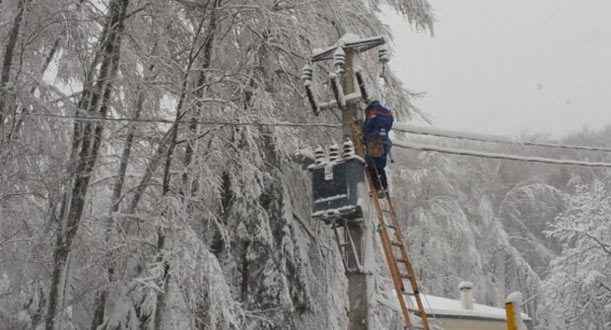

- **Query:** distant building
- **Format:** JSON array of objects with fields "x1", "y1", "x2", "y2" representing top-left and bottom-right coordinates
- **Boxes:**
[{"x1": 408, "y1": 282, "x2": 531, "y2": 330}]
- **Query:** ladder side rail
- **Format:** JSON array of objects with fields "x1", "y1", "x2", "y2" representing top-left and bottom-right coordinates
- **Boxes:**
[
  {"x1": 384, "y1": 197, "x2": 431, "y2": 329},
  {"x1": 367, "y1": 177, "x2": 413, "y2": 328}
]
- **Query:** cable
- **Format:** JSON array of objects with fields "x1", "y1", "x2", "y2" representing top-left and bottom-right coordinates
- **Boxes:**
[
  {"x1": 24, "y1": 112, "x2": 344, "y2": 129},
  {"x1": 393, "y1": 141, "x2": 611, "y2": 168},
  {"x1": 24, "y1": 112, "x2": 611, "y2": 167},
  {"x1": 394, "y1": 124, "x2": 611, "y2": 153}
]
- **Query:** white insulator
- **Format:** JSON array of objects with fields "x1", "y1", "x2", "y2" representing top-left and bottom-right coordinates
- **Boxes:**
[
  {"x1": 301, "y1": 64, "x2": 313, "y2": 82},
  {"x1": 314, "y1": 146, "x2": 326, "y2": 165},
  {"x1": 334, "y1": 47, "x2": 346, "y2": 65},
  {"x1": 334, "y1": 47, "x2": 346, "y2": 74},
  {"x1": 343, "y1": 139, "x2": 355, "y2": 159},
  {"x1": 378, "y1": 47, "x2": 390, "y2": 64},
  {"x1": 328, "y1": 144, "x2": 340, "y2": 162}
]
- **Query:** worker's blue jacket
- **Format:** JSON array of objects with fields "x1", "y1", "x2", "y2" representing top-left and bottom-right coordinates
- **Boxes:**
[
  {"x1": 363, "y1": 100, "x2": 393, "y2": 143},
  {"x1": 363, "y1": 101, "x2": 393, "y2": 166}
]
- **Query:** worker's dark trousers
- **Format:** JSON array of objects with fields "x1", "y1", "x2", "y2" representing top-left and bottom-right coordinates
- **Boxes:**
[{"x1": 366, "y1": 156, "x2": 388, "y2": 191}]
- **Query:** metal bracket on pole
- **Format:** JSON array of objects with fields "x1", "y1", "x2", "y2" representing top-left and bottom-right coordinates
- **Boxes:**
[
  {"x1": 354, "y1": 69, "x2": 369, "y2": 102},
  {"x1": 302, "y1": 64, "x2": 319, "y2": 115},
  {"x1": 332, "y1": 218, "x2": 364, "y2": 273},
  {"x1": 304, "y1": 81, "x2": 319, "y2": 115},
  {"x1": 329, "y1": 73, "x2": 346, "y2": 109}
]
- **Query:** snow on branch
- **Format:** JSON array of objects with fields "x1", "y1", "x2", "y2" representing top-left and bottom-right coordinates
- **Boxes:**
[{"x1": 371, "y1": 0, "x2": 434, "y2": 33}]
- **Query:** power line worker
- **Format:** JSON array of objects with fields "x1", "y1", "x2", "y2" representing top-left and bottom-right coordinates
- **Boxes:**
[{"x1": 363, "y1": 100, "x2": 393, "y2": 196}]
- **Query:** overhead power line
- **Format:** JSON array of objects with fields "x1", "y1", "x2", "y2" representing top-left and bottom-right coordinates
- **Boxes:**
[
  {"x1": 394, "y1": 124, "x2": 611, "y2": 153},
  {"x1": 393, "y1": 141, "x2": 611, "y2": 168},
  {"x1": 23, "y1": 113, "x2": 611, "y2": 162},
  {"x1": 25, "y1": 112, "x2": 344, "y2": 129}
]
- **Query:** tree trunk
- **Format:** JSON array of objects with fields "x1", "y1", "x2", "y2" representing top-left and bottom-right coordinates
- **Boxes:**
[
  {"x1": 90, "y1": 86, "x2": 145, "y2": 330},
  {"x1": 9, "y1": 38, "x2": 61, "y2": 142},
  {"x1": 126, "y1": 4, "x2": 214, "y2": 217},
  {"x1": 131, "y1": 44, "x2": 192, "y2": 329},
  {"x1": 153, "y1": 125, "x2": 178, "y2": 330},
  {"x1": 45, "y1": 1, "x2": 129, "y2": 329},
  {"x1": 154, "y1": 4, "x2": 221, "y2": 328},
  {"x1": 181, "y1": 0, "x2": 220, "y2": 197},
  {"x1": 0, "y1": 0, "x2": 27, "y2": 143}
]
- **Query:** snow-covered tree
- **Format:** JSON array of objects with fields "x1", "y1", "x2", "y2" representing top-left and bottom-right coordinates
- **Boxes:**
[
  {"x1": 1, "y1": 0, "x2": 436, "y2": 329},
  {"x1": 539, "y1": 180, "x2": 611, "y2": 330}
]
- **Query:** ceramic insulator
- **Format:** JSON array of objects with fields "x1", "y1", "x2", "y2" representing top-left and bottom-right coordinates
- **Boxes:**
[{"x1": 328, "y1": 144, "x2": 340, "y2": 162}]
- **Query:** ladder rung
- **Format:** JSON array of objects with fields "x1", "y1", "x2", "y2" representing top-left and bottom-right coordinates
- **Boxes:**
[
  {"x1": 402, "y1": 289, "x2": 420, "y2": 295},
  {"x1": 400, "y1": 273, "x2": 411, "y2": 279},
  {"x1": 389, "y1": 224, "x2": 399, "y2": 231},
  {"x1": 391, "y1": 240, "x2": 403, "y2": 247},
  {"x1": 382, "y1": 209, "x2": 391, "y2": 214},
  {"x1": 396, "y1": 258, "x2": 409, "y2": 264},
  {"x1": 413, "y1": 310, "x2": 426, "y2": 317}
]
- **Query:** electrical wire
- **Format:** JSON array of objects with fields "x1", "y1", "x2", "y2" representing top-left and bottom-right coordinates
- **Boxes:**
[
  {"x1": 393, "y1": 141, "x2": 611, "y2": 168},
  {"x1": 24, "y1": 112, "x2": 344, "y2": 129},
  {"x1": 394, "y1": 124, "x2": 611, "y2": 153},
  {"x1": 22, "y1": 112, "x2": 611, "y2": 165}
]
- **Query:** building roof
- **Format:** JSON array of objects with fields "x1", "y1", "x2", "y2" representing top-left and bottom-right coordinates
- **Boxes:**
[{"x1": 407, "y1": 294, "x2": 531, "y2": 322}]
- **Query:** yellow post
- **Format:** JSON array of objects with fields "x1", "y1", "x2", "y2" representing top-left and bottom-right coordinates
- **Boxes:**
[{"x1": 505, "y1": 301, "x2": 518, "y2": 330}]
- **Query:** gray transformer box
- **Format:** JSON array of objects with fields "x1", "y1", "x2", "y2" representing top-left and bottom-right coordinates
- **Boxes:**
[{"x1": 308, "y1": 157, "x2": 365, "y2": 222}]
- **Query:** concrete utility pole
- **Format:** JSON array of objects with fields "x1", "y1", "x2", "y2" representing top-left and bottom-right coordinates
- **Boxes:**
[
  {"x1": 307, "y1": 36, "x2": 431, "y2": 330},
  {"x1": 342, "y1": 47, "x2": 369, "y2": 330},
  {"x1": 342, "y1": 49, "x2": 356, "y2": 139},
  {"x1": 310, "y1": 34, "x2": 386, "y2": 330}
]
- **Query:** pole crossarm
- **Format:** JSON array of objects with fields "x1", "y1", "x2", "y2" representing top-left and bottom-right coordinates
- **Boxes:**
[{"x1": 311, "y1": 35, "x2": 386, "y2": 62}]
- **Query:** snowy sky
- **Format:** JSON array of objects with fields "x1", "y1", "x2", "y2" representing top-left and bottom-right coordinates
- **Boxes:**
[{"x1": 384, "y1": 0, "x2": 611, "y2": 137}]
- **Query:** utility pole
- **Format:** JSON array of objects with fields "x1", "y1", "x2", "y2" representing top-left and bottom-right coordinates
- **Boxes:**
[
  {"x1": 308, "y1": 34, "x2": 386, "y2": 330},
  {"x1": 341, "y1": 47, "x2": 369, "y2": 330},
  {"x1": 305, "y1": 35, "x2": 431, "y2": 330}
]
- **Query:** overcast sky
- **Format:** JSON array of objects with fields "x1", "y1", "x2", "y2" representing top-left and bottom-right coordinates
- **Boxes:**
[{"x1": 384, "y1": 0, "x2": 611, "y2": 137}]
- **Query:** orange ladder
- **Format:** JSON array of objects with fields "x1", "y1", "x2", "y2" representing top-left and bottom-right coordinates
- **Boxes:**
[{"x1": 366, "y1": 176, "x2": 430, "y2": 330}]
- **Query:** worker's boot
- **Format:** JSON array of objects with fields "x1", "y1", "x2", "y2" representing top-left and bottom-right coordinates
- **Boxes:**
[{"x1": 377, "y1": 189, "x2": 388, "y2": 199}]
